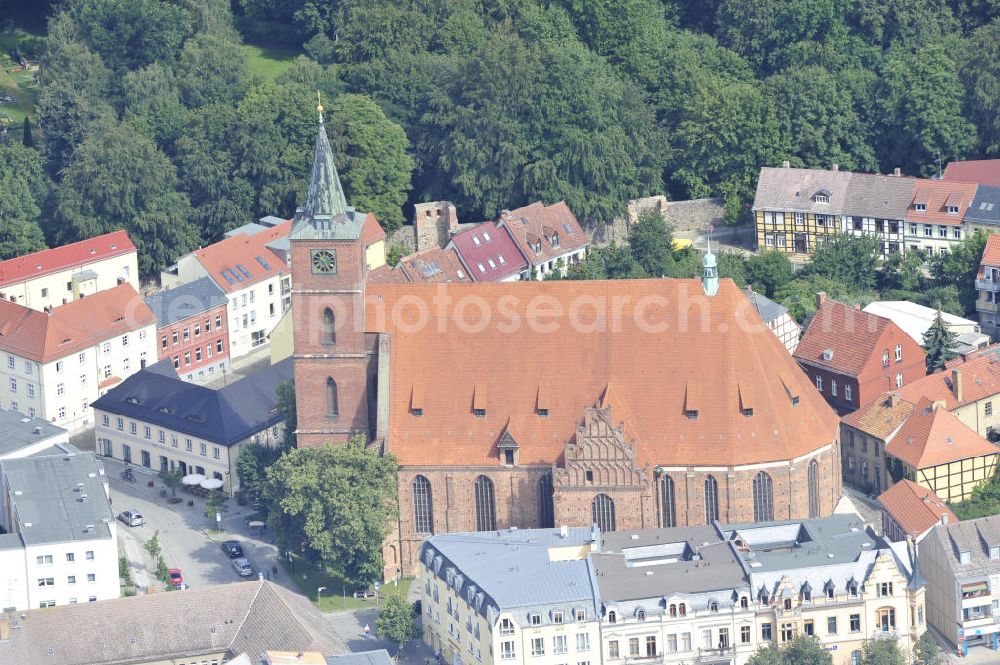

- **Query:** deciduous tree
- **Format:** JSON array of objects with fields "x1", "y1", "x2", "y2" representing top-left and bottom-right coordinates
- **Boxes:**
[
  {"x1": 805, "y1": 233, "x2": 882, "y2": 292},
  {"x1": 376, "y1": 594, "x2": 417, "y2": 654}
]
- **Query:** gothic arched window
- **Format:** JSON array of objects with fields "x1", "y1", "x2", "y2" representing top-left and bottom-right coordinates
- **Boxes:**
[
  {"x1": 808, "y1": 459, "x2": 820, "y2": 518},
  {"x1": 592, "y1": 494, "x2": 616, "y2": 532},
  {"x1": 538, "y1": 472, "x2": 554, "y2": 528},
  {"x1": 474, "y1": 476, "x2": 496, "y2": 531},
  {"x1": 322, "y1": 307, "x2": 336, "y2": 344},
  {"x1": 753, "y1": 472, "x2": 774, "y2": 522},
  {"x1": 326, "y1": 377, "x2": 339, "y2": 417},
  {"x1": 705, "y1": 475, "x2": 720, "y2": 523},
  {"x1": 413, "y1": 475, "x2": 433, "y2": 534},
  {"x1": 660, "y1": 475, "x2": 676, "y2": 528}
]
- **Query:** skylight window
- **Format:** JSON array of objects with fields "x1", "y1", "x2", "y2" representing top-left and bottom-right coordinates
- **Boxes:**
[
  {"x1": 487, "y1": 259, "x2": 496, "y2": 268},
  {"x1": 477, "y1": 263, "x2": 485, "y2": 273},
  {"x1": 473, "y1": 236, "x2": 481, "y2": 246},
  {"x1": 255, "y1": 256, "x2": 272, "y2": 271},
  {"x1": 483, "y1": 231, "x2": 491, "y2": 241},
  {"x1": 236, "y1": 264, "x2": 252, "y2": 279},
  {"x1": 498, "y1": 255, "x2": 506, "y2": 264},
  {"x1": 220, "y1": 271, "x2": 237, "y2": 285}
]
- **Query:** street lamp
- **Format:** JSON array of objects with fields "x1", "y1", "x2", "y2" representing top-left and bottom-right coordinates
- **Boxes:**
[{"x1": 317, "y1": 586, "x2": 327, "y2": 602}]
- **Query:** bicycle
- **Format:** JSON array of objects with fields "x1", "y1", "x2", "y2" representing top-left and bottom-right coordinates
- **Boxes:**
[{"x1": 121, "y1": 468, "x2": 136, "y2": 483}]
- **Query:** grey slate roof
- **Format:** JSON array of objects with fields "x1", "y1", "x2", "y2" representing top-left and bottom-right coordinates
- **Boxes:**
[
  {"x1": 843, "y1": 172, "x2": 916, "y2": 219},
  {"x1": 327, "y1": 650, "x2": 394, "y2": 665},
  {"x1": 421, "y1": 527, "x2": 599, "y2": 625},
  {"x1": 290, "y1": 115, "x2": 362, "y2": 241},
  {"x1": 754, "y1": 167, "x2": 853, "y2": 213},
  {"x1": 593, "y1": 525, "x2": 748, "y2": 603},
  {"x1": 743, "y1": 289, "x2": 788, "y2": 324},
  {"x1": 0, "y1": 408, "x2": 66, "y2": 458},
  {"x1": 926, "y1": 514, "x2": 1000, "y2": 578},
  {"x1": 0, "y1": 580, "x2": 345, "y2": 665},
  {"x1": 144, "y1": 277, "x2": 228, "y2": 327},
  {"x1": 225, "y1": 222, "x2": 269, "y2": 238},
  {"x1": 91, "y1": 358, "x2": 293, "y2": 446},
  {"x1": 0, "y1": 452, "x2": 112, "y2": 547},
  {"x1": 965, "y1": 185, "x2": 1000, "y2": 225}
]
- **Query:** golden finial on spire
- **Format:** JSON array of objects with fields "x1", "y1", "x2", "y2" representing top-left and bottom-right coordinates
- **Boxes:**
[{"x1": 316, "y1": 91, "x2": 324, "y2": 114}]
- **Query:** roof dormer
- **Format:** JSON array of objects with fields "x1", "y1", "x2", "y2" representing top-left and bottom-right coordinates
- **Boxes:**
[{"x1": 813, "y1": 189, "x2": 831, "y2": 204}]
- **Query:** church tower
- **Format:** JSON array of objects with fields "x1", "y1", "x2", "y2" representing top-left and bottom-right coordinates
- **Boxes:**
[
  {"x1": 290, "y1": 96, "x2": 374, "y2": 446},
  {"x1": 702, "y1": 226, "x2": 719, "y2": 297}
]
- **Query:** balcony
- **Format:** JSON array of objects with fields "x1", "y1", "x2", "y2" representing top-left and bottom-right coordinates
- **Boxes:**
[
  {"x1": 977, "y1": 300, "x2": 1000, "y2": 314},
  {"x1": 628, "y1": 655, "x2": 664, "y2": 664},
  {"x1": 977, "y1": 279, "x2": 1000, "y2": 292},
  {"x1": 962, "y1": 615, "x2": 995, "y2": 629}
]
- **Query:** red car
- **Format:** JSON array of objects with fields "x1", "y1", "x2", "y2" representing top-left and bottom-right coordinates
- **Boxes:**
[{"x1": 167, "y1": 569, "x2": 185, "y2": 590}]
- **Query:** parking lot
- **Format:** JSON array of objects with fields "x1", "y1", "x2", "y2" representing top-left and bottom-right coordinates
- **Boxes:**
[{"x1": 104, "y1": 456, "x2": 292, "y2": 592}]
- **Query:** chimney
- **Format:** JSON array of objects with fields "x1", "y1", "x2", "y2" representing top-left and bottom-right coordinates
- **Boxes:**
[
  {"x1": 941, "y1": 514, "x2": 949, "y2": 525},
  {"x1": 782, "y1": 160, "x2": 790, "y2": 168},
  {"x1": 888, "y1": 393, "x2": 899, "y2": 407},
  {"x1": 816, "y1": 292, "x2": 827, "y2": 309},
  {"x1": 560, "y1": 524, "x2": 568, "y2": 539},
  {"x1": 933, "y1": 399, "x2": 946, "y2": 411},
  {"x1": 893, "y1": 167, "x2": 901, "y2": 177},
  {"x1": 832, "y1": 164, "x2": 839, "y2": 171},
  {"x1": 952, "y1": 368, "x2": 963, "y2": 402}
]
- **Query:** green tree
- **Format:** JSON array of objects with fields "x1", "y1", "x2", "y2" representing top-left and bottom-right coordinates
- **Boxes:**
[
  {"x1": 877, "y1": 42, "x2": 976, "y2": 176},
  {"x1": 913, "y1": 631, "x2": 943, "y2": 665},
  {"x1": 376, "y1": 593, "x2": 417, "y2": 654},
  {"x1": 930, "y1": 229, "x2": 989, "y2": 316},
  {"x1": 275, "y1": 379, "x2": 297, "y2": 449},
  {"x1": 262, "y1": 436, "x2": 398, "y2": 585},
  {"x1": 880, "y1": 250, "x2": 925, "y2": 292},
  {"x1": 21, "y1": 116, "x2": 33, "y2": 147},
  {"x1": 52, "y1": 118, "x2": 199, "y2": 275},
  {"x1": 0, "y1": 143, "x2": 49, "y2": 260},
  {"x1": 326, "y1": 94, "x2": 415, "y2": 233},
  {"x1": 174, "y1": 32, "x2": 251, "y2": 109},
  {"x1": 782, "y1": 635, "x2": 834, "y2": 665},
  {"x1": 69, "y1": 0, "x2": 193, "y2": 74},
  {"x1": 236, "y1": 442, "x2": 282, "y2": 510},
  {"x1": 923, "y1": 309, "x2": 959, "y2": 372},
  {"x1": 774, "y1": 275, "x2": 854, "y2": 322},
  {"x1": 122, "y1": 63, "x2": 188, "y2": 146},
  {"x1": 205, "y1": 491, "x2": 229, "y2": 525},
  {"x1": 861, "y1": 635, "x2": 907, "y2": 665},
  {"x1": 162, "y1": 468, "x2": 183, "y2": 498},
  {"x1": 628, "y1": 208, "x2": 675, "y2": 277},
  {"x1": 387, "y1": 243, "x2": 408, "y2": 267},
  {"x1": 143, "y1": 530, "x2": 162, "y2": 559},
  {"x1": 746, "y1": 251, "x2": 792, "y2": 298},
  {"x1": 805, "y1": 234, "x2": 882, "y2": 292},
  {"x1": 746, "y1": 644, "x2": 785, "y2": 665},
  {"x1": 961, "y1": 19, "x2": 1000, "y2": 156}
]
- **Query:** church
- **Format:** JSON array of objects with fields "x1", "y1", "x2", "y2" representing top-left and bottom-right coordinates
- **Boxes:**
[{"x1": 289, "y1": 106, "x2": 842, "y2": 579}]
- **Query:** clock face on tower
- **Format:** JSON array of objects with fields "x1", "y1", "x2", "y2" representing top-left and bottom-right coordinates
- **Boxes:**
[{"x1": 311, "y1": 249, "x2": 338, "y2": 274}]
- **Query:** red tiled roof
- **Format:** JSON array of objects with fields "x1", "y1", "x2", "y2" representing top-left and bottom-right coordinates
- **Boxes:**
[
  {"x1": 943, "y1": 160, "x2": 1000, "y2": 187},
  {"x1": 894, "y1": 350, "x2": 1000, "y2": 410},
  {"x1": 794, "y1": 299, "x2": 893, "y2": 376},
  {"x1": 842, "y1": 393, "x2": 915, "y2": 440},
  {"x1": 878, "y1": 479, "x2": 958, "y2": 538},
  {"x1": 886, "y1": 397, "x2": 998, "y2": 468},
  {"x1": 981, "y1": 234, "x2": 1000, "y2": 269},
  {"x1": 0, "y1": 283, "x2": 155, "y2": 363},
  {"x1": 498, "y1": 201, "x2": 588, "y2": 266},
  {"x1": 194, "y1": 221, "x2": 291, "y2": 293},
  {"x1": 396, "y1": 247, "x2": 471, "y2": 284},
  {"x1": 360, "y1": 213, "x2": 386, "y2": 247},
  {"x1": 448, "y1": 222, "x2": 527, "y2": 281},
  {"x1": 905, "y1": 179, "x2": 978, "y2": 225},
  {"x1": 0, "y1": 231, "x2": 135, "y2": 289},
  {"x1": 365, "y1": 278, "x2": 839, "y2": 467}
]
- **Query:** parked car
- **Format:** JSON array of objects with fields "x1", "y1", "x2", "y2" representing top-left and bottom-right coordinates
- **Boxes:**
[
  {"x1": 221, "y1": 540, "x2": 244, "y2": 559},
  {"x1": 232, "y1": 557, "x2": 253, "y2": 577},
  {"x1": 117, "y1": 510, "x2": 144, "y2": 527},
  {"x1": 353, "y1": 588, "x2": 377, "y2": 599},
  {"x1": 167, "y1": 568, "x2": 184, "y2": 590}
]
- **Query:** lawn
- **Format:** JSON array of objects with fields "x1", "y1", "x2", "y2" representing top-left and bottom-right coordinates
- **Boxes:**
[
  {"x1": 282, "y1": 552, "x2": 414, "y2": 613},
  {"x1": 0, "y1": 25, "x2": 44, "y2": 136},
  {"x1": 243, "y1": 43, "x2": 299, "y2": 81}
]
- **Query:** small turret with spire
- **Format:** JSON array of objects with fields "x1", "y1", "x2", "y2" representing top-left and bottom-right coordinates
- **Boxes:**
[
  {"x1": 290, "y1": 91, "x2": 360, "y2": 241},
  {"x1": 702, "y1": 224, "x2": 719, "y2": 297}
]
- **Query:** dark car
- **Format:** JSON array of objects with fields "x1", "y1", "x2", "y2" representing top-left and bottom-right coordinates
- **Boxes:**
[{"x1": 221, "y1": 540, "x2": 244, "y2": 558}]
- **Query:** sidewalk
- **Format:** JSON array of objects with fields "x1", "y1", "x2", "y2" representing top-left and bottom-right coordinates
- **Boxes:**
[{"x1": 119, "y1": 528, "x2": 152, "y2": 592}]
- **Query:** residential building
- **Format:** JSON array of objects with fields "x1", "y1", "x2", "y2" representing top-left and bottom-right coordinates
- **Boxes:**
[
  {"x1": 144, "y1": 277, "x2": 230, "y2": 383},
  {"x1": 289, "y1": 111, "x2": 842, "y2": 579},
  {"x1": 167, "y1": 219, "x2": 292, "y2": 359},
  {"x1": 419, "y1": 528, "x2": 600, "y2": 665},
  {"x1": 91, "y1": 358, "x2": 291, "y2": 493},
  {"x1": 0, "y1": 580, "x2": 345, "y2": 665},
  {"x1": 752, "y1": 165, "x2": 914, "y2": 258},
  {"x1": 794, "y1": 294, "x2": 926, "y2": 415},
  {"x1": 0, "y1": 452, "x2": 118, "y2": 611},
  {"x1": 594, "y1": 526, "x2": 757, "y2": 665},
  {"x1": 840, "y1": 393, "x2": 914, "y2": 495},
  {"x1": 360, "y1": 213, "x2": 388, "y2": 270},
  {"x1": 883, "y1": 397, "x2": 998, "y2": 503},
  {"x1": 0, "y1": 409, "x2": 68, "y2": 460},
  {"x1": 905, "y1": 179, "x2": 978, "y2": 256},
  {"x1": 963, "y1": 184, "x2": 1000, "y2": 234},
  {"x1": 497, "y1": 202, "x2": 589, "y2": 279},
  {"x1": 877, "y1": 480, "x2": 956, "y2": 544},
  {"x1": 0, "y1": 231, "x2": 138, "y2": 312},
  {"x1": 976, "y1": 234, "x2": 1000, "y2": 338},
  {"x1": 0, "y1": 283, "x2": 157, "y2": 431},
  {"x1": 943, "y1": 159, "x2": 1000, "y2": 187},
  {"x1": 447, "y1": 223, "x2": 528, "y2": 282},
  {"x1": 368, "y1": 246, "x2": 472, "y2": 284},
  {"x1": 743, "y1": 287, "x2": 800, "y2": 354},
  {"x1": 863, "y1": 301, "x2": 988, "y2": 355},
  {"x1": 918, "y1": 515, "x2": 1000, "y2": 656},
  {"x1": 419, "y1": 517, "x2": 924, "y2": 665},
  {"x1": 723, "y1": 515, "x2": 926, "y2": 665}
]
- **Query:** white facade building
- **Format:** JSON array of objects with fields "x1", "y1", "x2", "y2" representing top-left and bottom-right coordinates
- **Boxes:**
[
  {"x1": 0, "y1": 283, "x2": 157, "y2": 431},
  {"x1": 0, "y1": 452, "x2": 119, "y2": 611},
  {"x1": 0, "y1": 231, "x2": 138, "y2": 312}
]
